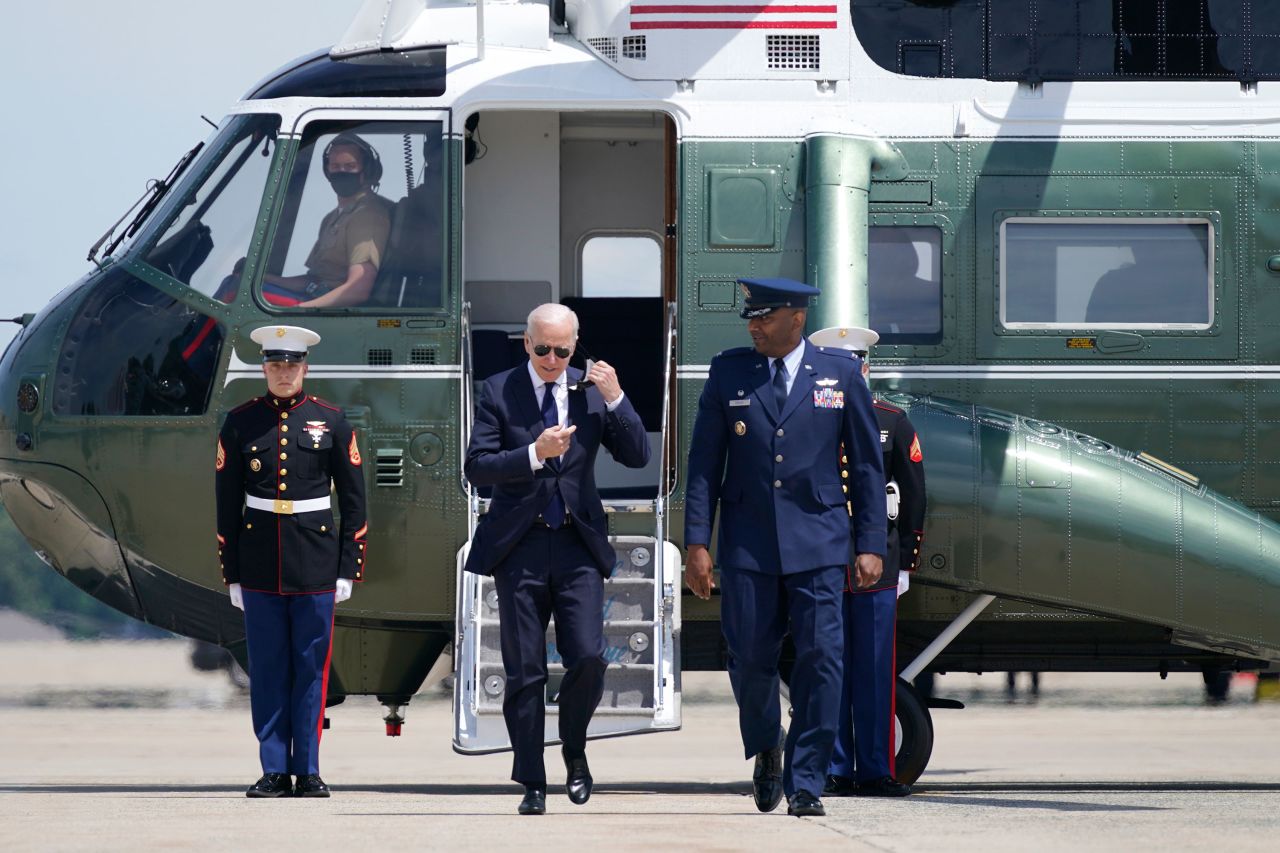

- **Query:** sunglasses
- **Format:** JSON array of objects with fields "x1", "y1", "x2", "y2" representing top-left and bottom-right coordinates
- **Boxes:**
[{"x1": 532, "y1": 343, "x2": 572, "y2": 359}]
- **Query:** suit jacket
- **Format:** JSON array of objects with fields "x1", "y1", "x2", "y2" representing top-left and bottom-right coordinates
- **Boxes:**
[
  {"x1": 216, "y1": 391, "x2": 368, "y2": 594},
  {"x1": 463, "y1": 364, "x2": 651, "y2": 577},
  {"x1": 685, "y1": 341, "x2": 886, "y2": 575}
]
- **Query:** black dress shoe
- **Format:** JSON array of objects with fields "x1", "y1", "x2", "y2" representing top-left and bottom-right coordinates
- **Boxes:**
[
  {"x1": 787, "y1": 790, "x2": 826, "y2": 817},
  {"x1": 245, "y1": 773, "x2": 292, "y2": 798},
  {"x1": 563, "y1": 749, "x2": 593, "y2": 805},
  {"x1": 518, "y1": 785, "x2": 547, "y2": 815},
  {"x1": 294, "y1": 774, "x2": 331, "y2": 797},
  {"x1": 855, "y1": 776, "x2": 912, "y2": 797},
  {"x1": 751, "y1": 730, "x2": 785, "y2": 813},
  {"x1": 823, "y1": 774, "x2": 859, "y2": 797}
]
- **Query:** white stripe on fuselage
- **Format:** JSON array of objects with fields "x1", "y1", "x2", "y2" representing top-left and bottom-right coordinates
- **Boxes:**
[{"x1": 674, "y1": 364, "x2": 1280, "y2": 381}]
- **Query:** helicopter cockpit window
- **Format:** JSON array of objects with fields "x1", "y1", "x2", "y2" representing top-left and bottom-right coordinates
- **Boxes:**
[
  {"x1": 141, "y1": 114, "x2": 281, "y2": 304},
  {"x1": 868, "y1": 226, "x2": 943, "y2": 345},
  {"x1": 1000, "y1": 219, "x2": 1213, "y2": 329},
  {"x1": 262, "y1": 120, "x2": 446, "y2": 311},
  {"x1": 52, "y1": 266, "x2": 224, "y2": 416}
]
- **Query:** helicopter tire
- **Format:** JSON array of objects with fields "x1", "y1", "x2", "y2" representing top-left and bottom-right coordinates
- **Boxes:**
[{"x1": 893, "y1": 677, "x2": 934, "y2": 785}]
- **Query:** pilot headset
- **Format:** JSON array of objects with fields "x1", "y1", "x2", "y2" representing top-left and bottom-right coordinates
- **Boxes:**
[{"x1": 322, "y1": 133, "x2": 383, "y2": 190}]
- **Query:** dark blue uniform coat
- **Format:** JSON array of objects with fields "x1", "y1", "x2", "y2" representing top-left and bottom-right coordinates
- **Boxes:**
[{"x1": 685, "y1": 341, "x2": 886, "y2": 799}]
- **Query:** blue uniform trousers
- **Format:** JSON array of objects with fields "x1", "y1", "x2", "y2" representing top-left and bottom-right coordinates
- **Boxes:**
[
  {"x1": 242, "y1": 589, "x2": 336, "y2": 776},
  {"x1": 720, "y1": 564, "x2": 845, "y2": 798},
  {"x1": 830, "y1": 586, "x2": 898, "y2": 781},
  {"x1": 492, "y1": 525, "x2": 608, "y2": 786}
]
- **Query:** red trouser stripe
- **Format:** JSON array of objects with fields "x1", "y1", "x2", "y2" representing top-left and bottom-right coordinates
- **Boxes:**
[{"x1": 316, "y1": 601, "x2": 337, "y2": 744}]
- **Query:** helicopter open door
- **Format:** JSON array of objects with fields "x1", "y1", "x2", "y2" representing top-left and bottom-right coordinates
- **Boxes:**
[
  {"x1": 454, "y1": 301, "x2": 681, "y2": 752},
  {"x1": 453, "y1": 109, "x2": 681, "y2": 752}
]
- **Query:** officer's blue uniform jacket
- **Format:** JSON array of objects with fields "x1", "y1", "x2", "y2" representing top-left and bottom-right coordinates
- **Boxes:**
[{"x1": 685, "y1": 341, "x2": 887, "y2": 569}]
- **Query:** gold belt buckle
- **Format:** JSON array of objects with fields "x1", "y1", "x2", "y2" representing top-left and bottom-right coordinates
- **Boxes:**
[{"x1": 274, "y1": 499, "x2": 294, "y2": 514}]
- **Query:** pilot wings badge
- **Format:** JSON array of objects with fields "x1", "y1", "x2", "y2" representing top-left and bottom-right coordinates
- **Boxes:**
[{"x1": 816, "y1": 378, "x2": 839, "y2": 387}]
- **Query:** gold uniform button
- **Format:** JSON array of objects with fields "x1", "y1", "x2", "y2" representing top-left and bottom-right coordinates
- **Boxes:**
[
  {"x1": 251, "y1": 446, "x2": 258, "y2": 452},
  {"x1": 280, "y1": 438, "x2": 288, "y2": 446},
  {"x1": 280, "y1": 453, "x2": 288, "y2": 460},
  {"x1": 246, "y1": 523, "x2": 253, "y2": 530},
  {"x1": 280, "y1": 468, "x2": 288, "y2": 476},
  {"x1": 357, "y1": 558, "x2": 363, "y2": 564},
  {"x1": 281, "y1": 412, "x2": 289, "y2": 420},
  {"x1": 278, "y1": 483, "x2": 287, "y2": 492},
  {"x1": 841, "y1": 470, "x2": 848, "y2": 479},
  {"x1": 281, "y1": 425, "x2": 289, "y2": 433},
  {"x1": 320, "y1": 525, "x2": 327, "y2": 532}
]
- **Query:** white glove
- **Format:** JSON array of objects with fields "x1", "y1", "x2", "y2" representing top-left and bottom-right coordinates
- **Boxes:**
[
  {"x1": 335, "y1": 578, "x2": 353, "y2": 604},
  {"x1": 228, "y1": 583, "x2": 244, "y2": 611},
  {"x1": 896, "y1": 572, "x2": 910, "y2": 598}
]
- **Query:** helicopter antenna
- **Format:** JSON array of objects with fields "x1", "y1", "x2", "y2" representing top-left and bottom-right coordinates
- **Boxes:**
[{"x1": 200, "y1": 115, "x2": 219, "y2": 130}]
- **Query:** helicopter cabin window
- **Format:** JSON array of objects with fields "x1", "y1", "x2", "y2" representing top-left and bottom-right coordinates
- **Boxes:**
[
  {"x1": 580, "y1": 235, "x2": 661, "y2": 297},
  {"x1": 262, "y1": 120, "x2": 446, "y2": 311},
  {"x1": 1000, "y1": 219, "x2": 1213, "y2": 329},
  {"x1": 868, "y1": 226, "x2": 943, "y2": 345},
  {"x1": 141, "y1": 114, "x2": 281, "y2": 303},
  {"x1": 852, "y1": 0, "x2": 1280, "y2": 82},
  {"x1": 52, "y1": 267, "x2": 224, "y2": 416}
]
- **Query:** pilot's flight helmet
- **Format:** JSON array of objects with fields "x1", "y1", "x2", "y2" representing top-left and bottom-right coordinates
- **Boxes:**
[{"x1": 323, "y1": 132, "x2": 383, "y2": 187}]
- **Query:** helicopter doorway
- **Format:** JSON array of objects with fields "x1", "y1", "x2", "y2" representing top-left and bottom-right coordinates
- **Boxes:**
[{"x1": 456, "y1": 109, "x2": 680, "y2": 753}]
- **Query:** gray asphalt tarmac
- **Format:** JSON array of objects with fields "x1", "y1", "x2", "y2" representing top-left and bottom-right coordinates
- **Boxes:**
[{"x1": 1, "y1": 641, "x2": 1277, "y2": 851}]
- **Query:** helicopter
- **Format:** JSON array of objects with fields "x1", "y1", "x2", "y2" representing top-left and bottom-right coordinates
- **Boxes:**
[{"x1": 2, "y1": 0, "x2": 1280, "y2": 783}]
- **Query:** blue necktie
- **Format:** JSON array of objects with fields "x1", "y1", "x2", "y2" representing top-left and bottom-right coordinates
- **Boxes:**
[
  {"x1": 539, "y1": 381, "x2": 566, "y2": 528},
  {"x1": 772, "y1": 360, "x2": 788, "y2": 413}
]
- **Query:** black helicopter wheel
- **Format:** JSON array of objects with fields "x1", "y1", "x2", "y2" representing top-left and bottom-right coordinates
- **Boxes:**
[{"x1": 893, "y1": 676, "x2": 934, "y2": 785}]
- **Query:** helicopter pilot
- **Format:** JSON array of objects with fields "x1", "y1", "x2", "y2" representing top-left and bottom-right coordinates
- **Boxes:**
[
  {"x1": 215, "y1": 324, "x2": 368, "y2": 798},
  {"x1": 261, "y1": 133, "x2": 392, "y2": 308}
]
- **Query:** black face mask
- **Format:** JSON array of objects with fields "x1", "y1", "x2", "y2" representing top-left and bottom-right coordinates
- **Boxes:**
[{"x1": 326, "y1": 171, "x2": 363, "y2": 197}]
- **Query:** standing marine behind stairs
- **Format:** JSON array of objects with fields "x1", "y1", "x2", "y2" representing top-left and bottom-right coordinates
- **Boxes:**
[
  {"x1": 215, "y1": 325, "x2": 368, "y2": 799},
  {"x1": 824, "y1": 326, "x2": 926, "y2": 799}
]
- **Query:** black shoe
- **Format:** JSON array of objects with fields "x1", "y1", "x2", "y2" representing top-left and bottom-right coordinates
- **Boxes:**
[
  {"x1": 751, "y1": 730, "x2": 785, "y2": 813},
  {"x1": 518, "y1": 785, "x2": 547, "y2": 815},
  {"x1": 294, "y1": 774, "x2": 331, "y2": 797},
  {"x1": 563, "y1": 748, "x2": 593, "y2": 805},
  {"x1": 245, "y1": 773, "x2": 292, "y2": 798},
  {"x1": 787, "y1": 790, "x2": 826, "y2": 817},
  {"x1": 823, "y1": 774, "x2": 858, "y2": 797},
  {"x1": 855, "y1": 776, "x2": 912, "y2": 797}
]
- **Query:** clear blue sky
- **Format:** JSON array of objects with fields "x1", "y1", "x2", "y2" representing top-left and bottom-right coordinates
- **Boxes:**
[{"x1": 1, "y1": 1, "x2": 359, "y2": 349}]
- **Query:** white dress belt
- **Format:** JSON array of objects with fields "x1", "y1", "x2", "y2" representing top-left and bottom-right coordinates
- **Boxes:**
[{"x1": 245, "y1": 495, "x2": 331, "y2": 515}]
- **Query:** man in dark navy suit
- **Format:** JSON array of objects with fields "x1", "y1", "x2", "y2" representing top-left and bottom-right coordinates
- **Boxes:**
[
  {"x1": 823, "y1": 327, "x2": 926, "y2": 799},
  {"x1": 216, "y1": 325, "x2": 368, "y2": 799},
  {"x1": 464, "y1": 303, "x2": 651, "y2": 815},
  {"x1": 685, "y1": 278, "x2": 886, "y2": 817}
]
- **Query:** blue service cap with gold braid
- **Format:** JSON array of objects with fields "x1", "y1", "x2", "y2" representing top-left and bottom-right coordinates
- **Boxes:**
[
  {"x1": 249, "y1": 325, "x2": 322, "y2": 363},
  {"x1": 738, "y1": 277, "x2": 821, "y2": 319}
]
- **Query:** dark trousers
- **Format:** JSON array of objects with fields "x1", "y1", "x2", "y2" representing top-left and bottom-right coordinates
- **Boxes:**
[
  {"x1": 242, "y1": 589, "x2": 336, "y2": 776},
  {"x1": 720, "y1": 564, "x2": 845, "y2": 798},
  {"x1": 830, "y1": 587, "x2": 898, "y2": 781},
  {"x1": 492, "y1": 525, "x2": 607, "y2": 786}
]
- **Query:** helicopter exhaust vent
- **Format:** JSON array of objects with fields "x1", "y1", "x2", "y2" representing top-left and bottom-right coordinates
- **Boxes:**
[
  {"x1": 622, "y1": 36, "x2": 646, "y2": 61},
  {"x1": 375, "y1": 447, "x2": 405, "y2": 488},
  {"x1": 766, "y1": 34, "x2": 820, "y2": 71},
  {"x1": 587, "y1": 37, "x2": 618, "y2": 63},
  {"x1": 367, "y1": 348, "x2": 394, "y2": 366},
  {"x1": 409, "y1": 345, "x2": 438, "y2": 365}
]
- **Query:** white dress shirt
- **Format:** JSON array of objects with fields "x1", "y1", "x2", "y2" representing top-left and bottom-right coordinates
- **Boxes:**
[
  {"x1": 526, "y1": 361, "x2": 626, "y2": 471},
  {"x1": 767, "y1": 340, "x2": 806, "y2": 396}
]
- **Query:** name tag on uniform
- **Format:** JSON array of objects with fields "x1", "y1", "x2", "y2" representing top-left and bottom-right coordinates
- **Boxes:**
[
  {"x1": 813, "y1": 388, "x2": 845, "y2": 409},
  {"x1": 729, "y1": 399, "x2": 751, "y2": 407}
]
